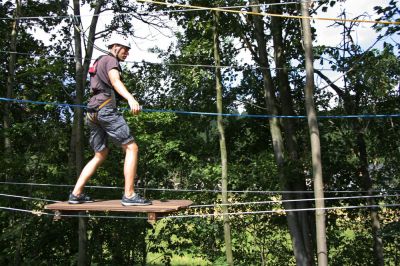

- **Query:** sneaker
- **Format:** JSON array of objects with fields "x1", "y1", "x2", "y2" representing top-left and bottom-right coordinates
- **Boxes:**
[
  {"x1": 121, "y1": 193, "x2": 152, "y2": 206},
  {"x1": 68, "y1": 193, "x2": 93, "y2": 204}
]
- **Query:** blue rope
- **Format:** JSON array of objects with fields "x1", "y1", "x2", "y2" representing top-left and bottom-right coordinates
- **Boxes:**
[
  {"x1": 1, "y1": 97, "x2": 400, "y2": 119},
  {"x1": 0, "y1": 97, "x2": 87, "y2": 109}
]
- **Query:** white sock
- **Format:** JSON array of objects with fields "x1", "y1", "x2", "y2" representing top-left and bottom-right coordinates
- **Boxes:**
[{"x1": 126, "y1": 192, "x2": 136, "y2": 199}]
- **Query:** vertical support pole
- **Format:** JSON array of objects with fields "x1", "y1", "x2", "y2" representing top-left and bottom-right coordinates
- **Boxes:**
[{"x1": 78, "y1": 211, "x2": 88, "y2": 266}]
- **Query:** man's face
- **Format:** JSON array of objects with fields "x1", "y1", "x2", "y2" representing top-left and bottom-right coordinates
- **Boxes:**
[{"x1": 113, "y1": 45, "x2": 130, "y2": 61}]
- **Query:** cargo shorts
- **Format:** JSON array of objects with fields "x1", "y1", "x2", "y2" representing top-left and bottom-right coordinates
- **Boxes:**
[{"x1": 87, "y1": 106, "x2": 135, "y2": 152}]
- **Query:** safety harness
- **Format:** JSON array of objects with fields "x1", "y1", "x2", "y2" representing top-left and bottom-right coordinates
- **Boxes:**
[
  {"x1": 86, "y1": 98, "x2": 112, "y2": 124},
  {"x1": 86, "y1": 55, "x2": 112, "y2": 124}
]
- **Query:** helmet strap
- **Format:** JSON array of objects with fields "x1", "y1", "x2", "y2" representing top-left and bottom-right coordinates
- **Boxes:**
[{"x1": 110, "y1": 45, "x2": 123, "y2": 61}]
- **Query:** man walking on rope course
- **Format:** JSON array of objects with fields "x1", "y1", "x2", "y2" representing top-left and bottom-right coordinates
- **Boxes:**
[{"x1": 68, "y1": 35, "x2": 152, "y2": 206}]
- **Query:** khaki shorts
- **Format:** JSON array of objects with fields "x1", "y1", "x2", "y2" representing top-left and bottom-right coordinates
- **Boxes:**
[{"x1": 87, "y1": 107, "x2": 135, "y2": 152}]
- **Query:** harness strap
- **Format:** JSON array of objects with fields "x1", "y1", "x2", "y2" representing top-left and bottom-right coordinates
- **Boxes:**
[
  {"x1": 86, "y1": 98, "x2": 112, "y2": 124},
  {"x1": 87, "y1": 112, "x2": 98, "y2": 123},
  {"x1": 98, "y1": 98, "x2": 112, "y2": 110}
]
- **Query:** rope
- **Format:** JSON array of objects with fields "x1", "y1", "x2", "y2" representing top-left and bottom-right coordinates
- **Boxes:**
[
  {"x1": 0, "y1": 0, "x2": 388, "y2": 24},
  {"x1": 1, "y1": 191, "x2": 397, "y2": 208},
  {"x1": 189, "y1": 194, "x2": 400, "y2": 209},
  {"x1": 217, "y1": 2, "x2": 301, "y2": 9},
  {"x1": 1, "y1": 181, "x2": 399, "y2": 195},
  {"x1": 0, "y1": 2, "x2": 295, "y2": 22},
  {"x1": 1, "y1": 203, "x2": 399, "y2": 220},
  {"x1": 136, "y1": 0, "x2": 400, "y2": 26},
  {"x1": 1, "y1": 97, "x2": 400, "y2": 119},
  {"x1": 0, "y1": 206, "x2": 148, "y2": 219},
  {"x1": 0, "y1": 193, "x2": 60, "y2": 203},
  {"x1": 0, "y1": 181, "x2": 74, "y2": 188},
  {"x1": 0, "y1": 8, "x2": 229, "y2": 21},
  {"x1": 163, "y1": 203, "x2": 400, "y2": 219}
]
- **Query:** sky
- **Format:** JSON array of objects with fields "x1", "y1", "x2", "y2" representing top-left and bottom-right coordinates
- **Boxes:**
[
  {"x1": 313, "y1": 0, "x2": 395, "y2": 49},
  {"x1": 79, "y1": 4, "x2": 176, "y2": 63},
  {"x1": 311, "y1": 0, "x2": 398, "y2": 95}
]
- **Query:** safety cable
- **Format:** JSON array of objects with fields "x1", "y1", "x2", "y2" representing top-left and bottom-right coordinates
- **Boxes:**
[
  {"x1": 0, "y1": 2, "x2": 275, "y2": 22},
  {"x1": 0, "y1": 7, "x2": 225, "y2": 21},
  {"x1": 0, "y1": 206, "x2": 148, "y2": 219},
  {"x1": 136, "y1": 0, "x2": 400, "y2": 26},
  {"x1": 0, "y1": 51, "x2": 76, "y2": 60},
  {"x1": 0, "y1": 203, "x2": 399, "y2": 220},
  {"x1": 189, "y1": 194, "x2": 400, "y2": 209},
  {"x1": 1, "y1": 181, "x2": 399, "y2": 195},
  {"x1": 0, "y1": 0, "x2": 397, "y2": 25},
  {"x1": 162, "y1": 203, "x2": 400, "y2": 219},
  {"x1": 0, "y1": 191, "x2": 398, "y2": 208},
  {"x1": 0, "y1": 193, "x2": 60, "y2": 203},
  {"x1": 1, "y1": 97, "x2": 400, "y2": 119}
]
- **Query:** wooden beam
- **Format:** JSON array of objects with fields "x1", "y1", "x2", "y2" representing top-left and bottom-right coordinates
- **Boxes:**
[{"x1": 45, "y1": 199, "x2": 192, "y2": 223}]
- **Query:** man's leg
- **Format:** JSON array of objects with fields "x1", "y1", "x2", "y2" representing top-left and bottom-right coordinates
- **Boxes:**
[
  {"x1": 72, "y1": 148, "x2": 109, "y2": 196},
  {"x1": 122, "y1": 141, "x2": 139, "y2": 197},
  {"x1": 121, "y1": 141, "x2": 151, "y2": 206}
]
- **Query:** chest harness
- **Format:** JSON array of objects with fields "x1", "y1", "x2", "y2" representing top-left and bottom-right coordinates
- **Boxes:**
[{"x1": 86, "y1": 55, "x2": 116, "y2": 124}]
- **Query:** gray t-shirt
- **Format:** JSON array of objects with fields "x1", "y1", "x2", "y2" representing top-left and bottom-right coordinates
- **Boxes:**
[{"x1": 88, "y1": 55, "x2": 121, "y2": 109}]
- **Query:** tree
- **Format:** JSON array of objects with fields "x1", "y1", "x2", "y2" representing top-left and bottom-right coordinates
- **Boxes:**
[
  {"x1": 300, "y1": 1, "x2": 327, "y2": 265},
  {"x1": 239, "y1": 1, "x2": 315, "y2": 264},
  {"x1": 3, "y1": 0, "x2": 20, "y2": 157},
  {"x1": 316, "y1": 31, "x2": 400, "y2": 266},
  {"x1": 212, "y1": 9, "x2": 233, "y2": 266},
  {"x1": 373, "y1": 0, "x2": 400, "y2": 50}
]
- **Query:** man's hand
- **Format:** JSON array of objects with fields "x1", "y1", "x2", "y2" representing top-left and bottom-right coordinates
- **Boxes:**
[
  {"x1": 109, "y1": 69, "x2": 141, "y2": 115},
  {"x1": 128, "y1": 98, "x2": 141, "y2": 115}
]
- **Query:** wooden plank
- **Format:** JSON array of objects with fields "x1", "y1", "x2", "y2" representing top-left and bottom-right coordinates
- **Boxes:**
[{"x1": 45, "y1": 199, "x2": 192, "y2": 223}]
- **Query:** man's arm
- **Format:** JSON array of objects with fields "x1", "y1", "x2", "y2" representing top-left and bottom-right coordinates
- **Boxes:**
[{"x1": 108, "y1": 68, "x2": 140, "y2": 115}]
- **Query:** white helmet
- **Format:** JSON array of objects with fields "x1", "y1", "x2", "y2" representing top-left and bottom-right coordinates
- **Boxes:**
[{"x1": 107, "y1": 35, "x2": 131, "y2": 49}]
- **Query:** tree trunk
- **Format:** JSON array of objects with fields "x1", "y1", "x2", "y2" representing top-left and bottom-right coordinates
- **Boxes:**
[
  {"x1": 70, "y1": 1, "x2": 105, "y2": 265},
  {"x1": 3, "y1": 0, "x2": 20, "y2": 167},
  {"x1": 78, "y1": 213, "x2": 88, "y2": 266},
  {"x1": 4, "y1": 4, "x2": 20, "y2": 258},
  {"x1": 72, "y1": 1, "x2": 86, "y2": 265},
  {"x1": 212, "y1": 10, "x2": 233, "y2": 266},
  {"x1": 249, "y1": 1, "x2": 312, "y2": 265},
  {"x1": 300, "y1": 2, "x2": 328, "y2": 265},
  {"x1": 73, "y1": 1, "x2": 84, "y2": 176},
  {"x1": 357, "y1": 126, "x2": 384, "y2": 266},
  {"x1": 82, "y1": 0, "x2": 104, "y2": 76},
  {"x1": 270, "y1": 1, "x2": 313, "y2": 263}
]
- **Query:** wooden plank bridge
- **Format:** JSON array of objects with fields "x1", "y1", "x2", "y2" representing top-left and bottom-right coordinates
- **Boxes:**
[{"x1": 45, "y1": 199, "x2": 193, "y2": 223}]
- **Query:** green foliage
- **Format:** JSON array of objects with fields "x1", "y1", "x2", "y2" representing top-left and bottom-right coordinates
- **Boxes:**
[
  {"x1": 327, "y1": 208, "x2": 400, "y2": 265},
  {"x1": 373, "y1": 0, "x2": 400, "y2": 48}
]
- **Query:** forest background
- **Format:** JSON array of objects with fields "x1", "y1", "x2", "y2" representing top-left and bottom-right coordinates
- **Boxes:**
[{"x1": 0, "y1": 0, "x2": 399, "y2": 265}]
